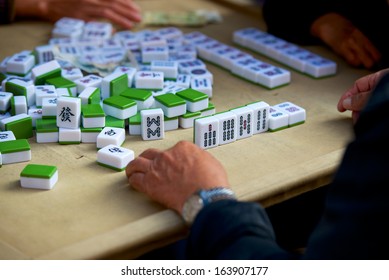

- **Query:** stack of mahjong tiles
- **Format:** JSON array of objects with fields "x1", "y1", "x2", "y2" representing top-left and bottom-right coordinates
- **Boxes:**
[
  {"x1": 233, "y1": 27, "x2": 337, "y2": 78},
  {"x1": 194, "y1": 100, "x2": 306, "y2": 149}
]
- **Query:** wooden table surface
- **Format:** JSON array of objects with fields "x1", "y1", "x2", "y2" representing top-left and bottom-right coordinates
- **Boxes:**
[{"x1": 0, "y1": 0, "x2": 371, "y2": 259}]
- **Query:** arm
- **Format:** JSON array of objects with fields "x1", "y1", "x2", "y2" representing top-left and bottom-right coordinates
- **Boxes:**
[
  {"x1": 305, "y1": 72, "x2": 389, "y2": 259},
  {"x1": 14, "y1": 0, "x2": 141, "y2": 29},
  {"x1": 126, "y1": 141, "x2": 294, "y2": 259}
]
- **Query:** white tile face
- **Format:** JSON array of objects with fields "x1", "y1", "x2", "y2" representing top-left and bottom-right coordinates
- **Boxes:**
[
  {"x1": 42, "y1": 97, "x2": 58, "y2": 117},
  {"x1": 82, "y1": 116, "x2": 105, "y2": 128},
  {"x1": 74, "y1": 75, "x2": 103, "y2": 93},
  {"x1": 113, "y1": 66, "x2": 137, "y2": 87},
  {"x1": 83, "y1": 21, "x2": 112, "y2": 40},
  {"x1": 31, "y1": 60, "x2": 61, "y2": 81},
  {"x1": 176, "y1": 74, "x2": 191, "y2": 88},
  {"x1": 28, "y1": 108, "x2": 43, "y2": 127},
  {"x1": 141, "y1": 46, "x2": 169, "y2": 63},
  {"x1": 150, "y1": 61, "x2": 178, "y2": 79},
  {"x1": 214, "y1": 111, "x2": 237, "y2": 145},
  {"x1": 56, "y1": 96, "x2": 81, "y2": 129},
  {"x1": 61, "y1": 66, "x2": 83, "y2": 81},
  {"x1": 96, "y1": 127, "x2": 125, "y2": 148},
  {"x1": 35, "y1": 85, "x2": 57, "y2": 107},
  {"x1": 246, "y1": 101, "x2": 270, "y2": 134},
  {"x1": 190, "y1": 78, "x2": 212, "y2": 98},
  {"x1": 6, "y1": 53, "x2": 35, "y2": 75},
  {"x1": 178, "y1": 59, "x2": 207, "y2": 74},
  {"x1": 274, "y1": 102, "x2": 306, "y2": 125},
  {"x1": 189, "y1": 68, "x2": 213, "y2": 84},
  {"x1": 59, "y1": 127, "x2": 81, "y2": 143},
  {"x1": 164, "y1": 118, "x2": 179, "y2": 131},
  {"x1": 36, "y1": 131, "x2": 59, "y2": 143},
  {"x1": 140, "y1": 109, "x2": 165, "y2": 140},
  {"x1": 230, "y1": 107, "x2": 254, "y2": 140},
  {"x1": 305, "y1": 57, "x2": 337, "y2": 78},
  {"x1": 268, "y1": 107, "x2": 289, "y2": 131},
  {"x1": 103, "y1": 103, "x2": 137, "y2": 120},
  {"x1": 0, "y1": 131, "x2": 16, "y2": 142},
  {"x1": 97, "y1": 144, "x2": 135, "y2": 171},
  {"x1": 257, "y1": 67, "x2": 291, "y2": 89},
  {"x1": 35, "y1": 45, "x2": 55, "y2": 64},
  {"x1": 194, "y1": 116, "x2": 219, "y2": 149},
  {"x1": 135, "y1": 71, "x2": 164, "y2": 89}
]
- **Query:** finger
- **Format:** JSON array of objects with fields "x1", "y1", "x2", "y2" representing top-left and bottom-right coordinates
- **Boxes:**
[
  {"x1": 342, "y1": 91, "x2": 371, "y2": 111},
  {"x1": 138, "y1": 148, "x2": 162, "y2": 160},
  {"x1": 127, "y1": 172, "x2": 145, "y2": 191},
  {"x1": 347, "y1": 35, "x2": 375, "y2": 69},
  {"x1": 125, "y1": 156, "x2": 151, "y2": 177},
  {"x1": 353, "y1": 30, "x2": 381, "y2": 65}
]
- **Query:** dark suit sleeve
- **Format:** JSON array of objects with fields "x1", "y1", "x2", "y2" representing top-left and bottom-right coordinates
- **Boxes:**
[
  {"x1": 186, "y1": 200, "x2": 296, "y2": 259},
  {"x1": 304, "y1": 72, "x2": 389, "y2": 259}
]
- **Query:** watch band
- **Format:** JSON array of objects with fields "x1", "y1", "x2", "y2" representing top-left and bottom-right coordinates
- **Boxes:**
[{"x1": 182, "y1": 187, "x2": 236, "y2": 226}]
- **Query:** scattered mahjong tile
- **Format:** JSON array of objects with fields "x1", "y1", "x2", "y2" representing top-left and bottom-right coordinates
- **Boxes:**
[
  {"x1": 11, "y1": 95, "x2": 27, "y2": 115},
  {"x1": 101, "y1": 72, "x2": 128, "y2": 99},
  {"x1": 176, "y1": 88, "x2": 209, "y2": 112},
  {"x1": 58, "y1": 127, "x2": 81, "y2": 144},
  {"x1": 178, "y1": 59, "x2": 207, "y2": 74},
  {"x1": 35, "y1": 118, "x2": 59, "y2": 143},
  {"x1": 214, "y1": 111, "x2": 237, "y2": 145},
  {"x1": 103, "y1": 95, "x2": 137, "y2": 120},
  {"x1": 81, "y1": 103, "x2": 106, "y2": 128},
  {"x1": 4, "y1": 79, "x2": 35, "y2": 107},
  {"x1": 134, "y1": 71, "x2": 164, "y2": 90},
  {"x1": 120, "y1": 88, "x2": 154, "y2": 110},
  {"x1": 176, "y1": 74, "x2": 191, "y2": 88},
  {"x1": 56, "y1": 96, "x2": 81, "y2": 129},
  {"x1": 190, "y1": 78, "x2": 212, "y2": 98},
  {"x1": 140, "y1": 108, "x2": 164, "y2": 141},
  {"x1": 35, "y1": 85, "x2": 57, "y2": 107},
  {"x1": 0, "y1": 130, "x2": 16, "y2": 142},
  {"x1": 105, "y1": 115, "x2": 125, "y2": 129},
  {"x1": 20, "y1": 164, "x2": 58, "y2": 190},
  {"x1": 61, "y1": 66, "x2": 83, "y2": 81},
  {"x1": 96, "y1": 127, "x2": 126, "y2": 149},
  {"x1": 189, "y1": 68, "x2": 213, "y2": 84},
  {"x1": 154, "y1": 93, "x2": 186, "y2": 118},
  {"x1": 0, "y1": 139, "x2": 31, "y2": 164},
  {"x1": 97, "y1": 144, "x2": 134, "y2": 171},
  {"x1": 0, "y1": 91, "x2": 13, "y2": 113},
  {"x1": 35, "y1": 45, "x2": 55, "y2": 64},
  {"x1": 81, "y1": 127, "x2": 103, "y2": 143},
  {"x1": 164, "y1": 116, "x2": 179, "y2": 131},
  {"x1": 83, "y1": 21, "x2": 112, "y2": 40},
  {"x1": 230, "y1": 106, "x2": 254, "y2": 140},
  {"x1": 256, "y1": 67, "x2": 291, "y2": 89},
  {"x1": 41, "y1": 97, "x2": 58, "y2": 118},
  {"x1": 78, "y1": 87, "x2": 101, "y2": 105},
  {"x1": 112, "y1": 66, "x2": 137, "y2": 87},
  {"x1": 179, "y1": 111, "x2": 201, "y2": 129},
  {"x1": 31, "y1": 60, "x2": 62, "y2": 85},
  {"x1": 0, "y1": 113, "x2": 33, "y2": 139},
  {"x1": 150, "y1": 61, "x2": 178, "y2": 79},
  {"x1": 274, "y1": 102, "x2": 306, "y2": 126},
  {"x1": 74, "y1": 74, "x2": 103, "y2": 94},
  {"x1": 28, "y1": 107, "x2": 43, "y2": 127},
  {"x1": 304, "y1": 57, "x2": 337, "y2": 78},
  {"x1": 246, "y1": 101, "x2": 270, "y2": 134},
  {"x1": 6, "y1": 52, "x2": 35, "y2": 75},
  {"x1": 46, "y1": 76, "x2": 77, "y2": 96},
  {"x1": 268, "y1": 107, "x2": 289, "y2": 132},
  {"x1": 128, "y1": 112, "x2": 141, "y2": 135},
  {"x1": 193, "y1": 115, "x2": 219, "y2": 149},
  {"x1": 141, "y1": 46, "x2": 169, "y2": 63}
]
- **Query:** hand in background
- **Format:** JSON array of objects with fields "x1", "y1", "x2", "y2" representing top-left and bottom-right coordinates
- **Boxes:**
[
  {"x1": 337, "y1": 68, "x2": 389, "y2": 123},
  {"x1": 311, "y1": 13, "x2": 381, "y2": 69},
  {"x1": 126, "y1": 141, "x2": 230, "y2": 214},
  {"x1": 15, "y1": 0, "x2": 142, "y2": 29}
]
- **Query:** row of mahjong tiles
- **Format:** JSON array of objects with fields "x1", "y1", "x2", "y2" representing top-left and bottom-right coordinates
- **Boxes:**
[{"x1": 0, "y1": 99, "x2": 306, "y2": 164}]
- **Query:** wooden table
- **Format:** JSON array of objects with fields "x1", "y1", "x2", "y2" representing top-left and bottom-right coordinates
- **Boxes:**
[{"x1": 0, "y1": 0, "x2": 371, "y2": 260}]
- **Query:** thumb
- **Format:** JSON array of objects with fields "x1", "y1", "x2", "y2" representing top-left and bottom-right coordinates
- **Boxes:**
[{"x1": 342, "y1": 91, "x2": 371, "y2": 111}]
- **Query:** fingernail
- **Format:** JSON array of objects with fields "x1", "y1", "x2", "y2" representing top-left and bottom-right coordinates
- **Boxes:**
[{"x1": 343, "y1": 98, "x2": 352, "y2": 109}]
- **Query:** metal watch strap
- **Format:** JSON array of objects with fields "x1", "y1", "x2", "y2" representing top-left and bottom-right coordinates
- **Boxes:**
[{"x1": 182, "y1": 187, "x2": 236, "y2": 226}]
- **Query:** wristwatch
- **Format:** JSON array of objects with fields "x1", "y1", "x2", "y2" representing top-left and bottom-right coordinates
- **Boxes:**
[{"x1": 182, "y1": 187, "x2": 236, "y2": 226}]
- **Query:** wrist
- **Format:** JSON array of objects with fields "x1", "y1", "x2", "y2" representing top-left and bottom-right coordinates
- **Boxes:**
[{"x1": 181, "y1": 187, "x2": 236, "y2": 226}]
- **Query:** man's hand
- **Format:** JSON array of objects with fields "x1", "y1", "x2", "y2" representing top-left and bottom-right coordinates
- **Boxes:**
[
  {"x1": 126, "y1": 141, "x2": 230, "y2": 214},
  {"x1": 311, "y1": 13, "x2": 381, "y2": 69},
  {"x1": 337, "y1": 69, "x2": 389, "y2": 123},
  {"x1": 15, "y1": 0, "x2": 142, "y2": 29}
]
